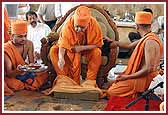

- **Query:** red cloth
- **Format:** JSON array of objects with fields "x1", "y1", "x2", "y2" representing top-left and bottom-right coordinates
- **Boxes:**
[{"x1": 104, "y1": 96, "x2": 161, "y2": 111}]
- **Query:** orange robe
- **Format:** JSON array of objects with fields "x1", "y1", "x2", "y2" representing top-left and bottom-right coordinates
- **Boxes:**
[
  {"x1": 42, "y1": 75, "x2": 103, "y2": 97},
  {"x1": 4, "y1": 41, "x2": 48, "y2": 96},
  {"x1": 50, "y1": 16, "x2": 103, "y2": 84},
  {"x1": 4, "y1": 7, "x2": 10, "y2": 43},
  {"x1": 107, "y1": 33, "x2": 163, "y2": 97}
]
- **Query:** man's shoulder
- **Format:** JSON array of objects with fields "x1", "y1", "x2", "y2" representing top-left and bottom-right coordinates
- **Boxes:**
[
  {"x1": 145, "y1": 39, "x2": 160, "y2": 50},
  {"x1": 90, "y1": 17, "x2": 101, "y2": 26},
  {"x1": 38, "y1": 23, "x2": 50, "y2": 29},
  {"x1": 28, "y1": 25, "x2": 36, "y2": 31},
  {"x1": 61, "y1": 17, "x2": 73, "y2": 30},
  {"x1": 4, "y1": 41, "x2": 11, "y2": 48},
  {"x1": 90, "y1": 17, "x2": 97, "y2": 22},
  {"x1": 26, "y1": 39, "x2": 33, "y2": 45},
  {"x1": 146, "y1": 33, "x2": 161, "y2": 42},
  {"x1": 28, "y1": 25, "x2": 32, "y2": 29}
]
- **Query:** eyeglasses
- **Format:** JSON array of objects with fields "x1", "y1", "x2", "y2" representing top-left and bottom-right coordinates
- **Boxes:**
[
  {"x1": 74, "y1": 25, "x2": 88, "y2": 32},
  {"x1": 74, "y1": 25, "x2": 87, "y2": 29}
]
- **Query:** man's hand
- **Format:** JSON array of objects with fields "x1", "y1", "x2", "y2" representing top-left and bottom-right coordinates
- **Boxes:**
[
  {"x1": 103, "y1": 36, "x2": 113, "y2": 42},
  {"x1": 71, "y1": 46, "x2": 83, "y2": 53},
  {"x1": 110, "y1": 41, "x2": 118, "y2": 48},
  {"x1": 116, "y1": 74, "x2": 129, "y2": 82},
  {"x1": 103, "y1": 37, "x2": 117, "y2": 48},
  {"x1": 17, "y1": 64, "x2": 26, "y2": 75},
  {"x1": 35, "y1": 51, "x2": 41, "y2": 60},
  {"x1": 71, "y1": 45, "x2": 97, "y2": 53},
  {"x1": 56, "y1": 16, "x2": 63, "y2": 24},
  {"x1": 58, "y1": 58, "x2": 65, "y2": 70}
]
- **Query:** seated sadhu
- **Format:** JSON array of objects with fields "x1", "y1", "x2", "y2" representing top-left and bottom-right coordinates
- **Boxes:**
[
  {"x1": 49, "y1": 6, "x2": 103, "y2": 85},
  {"x1": 107, "y1": 11, "x2": 163, "y2": 98},
  {"x1": 4, "y1": 20, "x2": 48, "y2": 96}
]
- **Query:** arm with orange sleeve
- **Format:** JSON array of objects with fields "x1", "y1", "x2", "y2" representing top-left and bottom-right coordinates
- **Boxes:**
[{"x1": 71, "y1": 45, "x2": 98, "y2": 53}]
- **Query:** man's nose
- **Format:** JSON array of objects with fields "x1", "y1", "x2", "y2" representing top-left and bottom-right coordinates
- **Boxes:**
[
  {"x1": 21, "y1": 35, "x2": 27, "y2": 40},
  {"x1": 31, "y1": 18, "x2": 36, "y2": 22}
]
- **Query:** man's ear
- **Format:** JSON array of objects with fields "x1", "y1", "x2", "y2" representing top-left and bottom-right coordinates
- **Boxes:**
[
  {"x1": 135, "y1": 24, "x2": 138, "y2": 30},
  {"x1": 10, "y1": 34, "x2": 14, "y2": 39},
  {"x1": 10, "y1": 34, "x2": 15, "y2": 41}
]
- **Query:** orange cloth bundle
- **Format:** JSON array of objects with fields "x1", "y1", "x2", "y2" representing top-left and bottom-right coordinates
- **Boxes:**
[
  {"x1": 11, "y1": 20, "x2": 28, "y2": 34},
  {"x1": 42, "y1": 75, "x2": 103, "y2": 97},
  {"x1": 74, "y1": 6, "x2": 91, "y2": 27},
  {"x1": 135, "y1": 11, "x2": 152, "y2": 24}
]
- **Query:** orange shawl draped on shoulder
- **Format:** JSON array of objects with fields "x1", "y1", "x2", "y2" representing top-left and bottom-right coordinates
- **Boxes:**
[
  {"x1": 108, "y1": 32, "x2": 163, "y2": 97},
  {"x1": 124, "y1": 32, "x2": 163, "y2": 74},
  {"x1": 124, "y1": 32, "x2": 163, "y2": 92},
  {"x1": 4, "y1": 41, "x2": 25, "y2": 69},
  {"x1": 4, "y1": 41, "x2": 25, "y2": 96}
]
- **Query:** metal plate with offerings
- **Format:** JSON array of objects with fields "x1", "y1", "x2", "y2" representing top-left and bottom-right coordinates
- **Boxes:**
[{"x1": 19, "y1": 64, "x2": 48, "y2": 72}]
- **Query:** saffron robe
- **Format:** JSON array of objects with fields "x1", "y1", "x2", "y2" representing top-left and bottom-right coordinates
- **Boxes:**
[
  {"x1": 4, "y1": 41, "x2": 48, "y2": 96},
  {"x1": 107, "y1": 32, "x2": 163, "y2": 97},
  {"x1": 50, "y1": 16, "x2": 103, "y2": 84}
]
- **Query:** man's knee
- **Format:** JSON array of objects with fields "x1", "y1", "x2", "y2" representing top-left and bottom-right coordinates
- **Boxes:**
[
  {"x1": 107, "y1": 88, "x2": 113, "y2": 97},
  {"x1": 49, "y1": 45, "x2": 59, "y2": 58},
  {"x1": 92, "y1": 48, "x2": 101, "y2": 56},
  {"x1": 10, "y1": 79, "x2": 25, "y2": 91}
]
